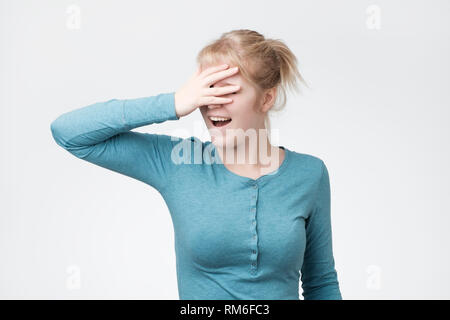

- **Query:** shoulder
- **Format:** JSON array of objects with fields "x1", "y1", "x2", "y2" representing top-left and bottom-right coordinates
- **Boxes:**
[
  {"x1": 146, "y1": 133, "x2": 200, "y2": 151},
  {"x1": 155, "y1": 134, "x2": 209, "y2": 164},
  {"x1": 287, "y1": 149, "x2": 327, "y2": 181}
]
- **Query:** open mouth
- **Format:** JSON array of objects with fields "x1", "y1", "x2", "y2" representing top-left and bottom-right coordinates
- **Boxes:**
[{"x1": 209, "y1": 117, "x2": 232, "y2": 128}]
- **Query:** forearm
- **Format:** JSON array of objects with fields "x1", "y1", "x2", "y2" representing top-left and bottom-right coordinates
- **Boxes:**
[{"x1": 50, "y1": 92, "x2": 178, "y2": 150}]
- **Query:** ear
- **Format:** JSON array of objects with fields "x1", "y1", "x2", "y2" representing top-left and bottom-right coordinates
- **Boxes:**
[{"x1": 260, "y1": 87, "x2": 277, "y2": 113}]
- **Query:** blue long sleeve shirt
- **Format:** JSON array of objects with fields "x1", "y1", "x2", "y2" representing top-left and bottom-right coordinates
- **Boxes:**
[{"x1": 50, "y1": 92, "x2": 342, "y2": 300}]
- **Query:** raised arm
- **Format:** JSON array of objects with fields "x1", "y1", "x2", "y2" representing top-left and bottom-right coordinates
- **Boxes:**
[
  {"x1": 301, "y1": 160, "x2": 342, "y2": 300},
  {"x1": 50, "y1": 64, "x2": 242, "y2": 192},
  {"x1": 50, "y1": 92, "x2": 181, "y2": 192}
]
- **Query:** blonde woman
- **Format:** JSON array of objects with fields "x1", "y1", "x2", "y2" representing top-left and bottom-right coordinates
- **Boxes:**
[{"x1": 50, "y1": 29, "x2": 342, "y2": 300}]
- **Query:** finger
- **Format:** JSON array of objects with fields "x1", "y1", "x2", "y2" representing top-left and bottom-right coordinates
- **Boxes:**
[
  {"x1": 206, "y1": 85, "x2": 240, "y2": 96},
  {"x1": 199, "y1": 96, "x2": 233, "y2": 106},
  {"x1": 200, "y1": 64, "x2": 230, "y2": 78},
  {"x1": 204, "y1": 67, "x2": 239, "y2": 86}
]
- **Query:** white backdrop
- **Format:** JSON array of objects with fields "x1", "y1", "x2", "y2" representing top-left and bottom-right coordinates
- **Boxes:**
[{"x1": 1, "y1": 0, "x2": 449, "y2": 299}]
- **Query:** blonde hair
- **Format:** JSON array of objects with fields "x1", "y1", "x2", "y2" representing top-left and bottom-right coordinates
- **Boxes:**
[{"x1": 196, "y1": 29, "x2": 309, "y2": 136}]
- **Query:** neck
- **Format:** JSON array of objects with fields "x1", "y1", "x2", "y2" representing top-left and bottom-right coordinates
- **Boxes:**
[{"x1": 214, "y1": 128, "x2": 283, "y2": 177}]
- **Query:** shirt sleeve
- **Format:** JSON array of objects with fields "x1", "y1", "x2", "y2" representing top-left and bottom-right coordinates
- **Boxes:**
[
  {"x1": 50, "y1": 91, "x2": 181, "y2": 192},
  {"x1": 300, "y1": 160, "x2": 342, "y2": 300}
]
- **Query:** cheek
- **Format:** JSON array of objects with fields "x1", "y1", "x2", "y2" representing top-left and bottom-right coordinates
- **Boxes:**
[
  {"x1": 235, "y1": 113, "x2": 257, "y2": 129},
  {"x1": 230, "y1": 102, "x2": 258, "y2": 127}
]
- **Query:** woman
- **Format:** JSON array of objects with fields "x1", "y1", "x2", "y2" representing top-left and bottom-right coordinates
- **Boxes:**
[{"x1": 50, "y1": 29, "x2": 342, "y2": 300}]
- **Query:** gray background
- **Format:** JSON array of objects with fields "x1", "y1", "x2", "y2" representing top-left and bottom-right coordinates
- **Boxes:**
[{"x1": 1, "y1": 0, "x2": 449, "y2": 299}]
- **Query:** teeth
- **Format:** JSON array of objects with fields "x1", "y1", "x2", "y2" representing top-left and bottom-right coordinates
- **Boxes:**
[{"x1": 209, "y1": 116, "x2": 231, "y2": 121}]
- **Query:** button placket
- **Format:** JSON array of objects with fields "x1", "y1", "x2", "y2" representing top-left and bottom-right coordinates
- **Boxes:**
[{"x1": 250, "y1": 182, "x2": 259, "y2": 273}]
